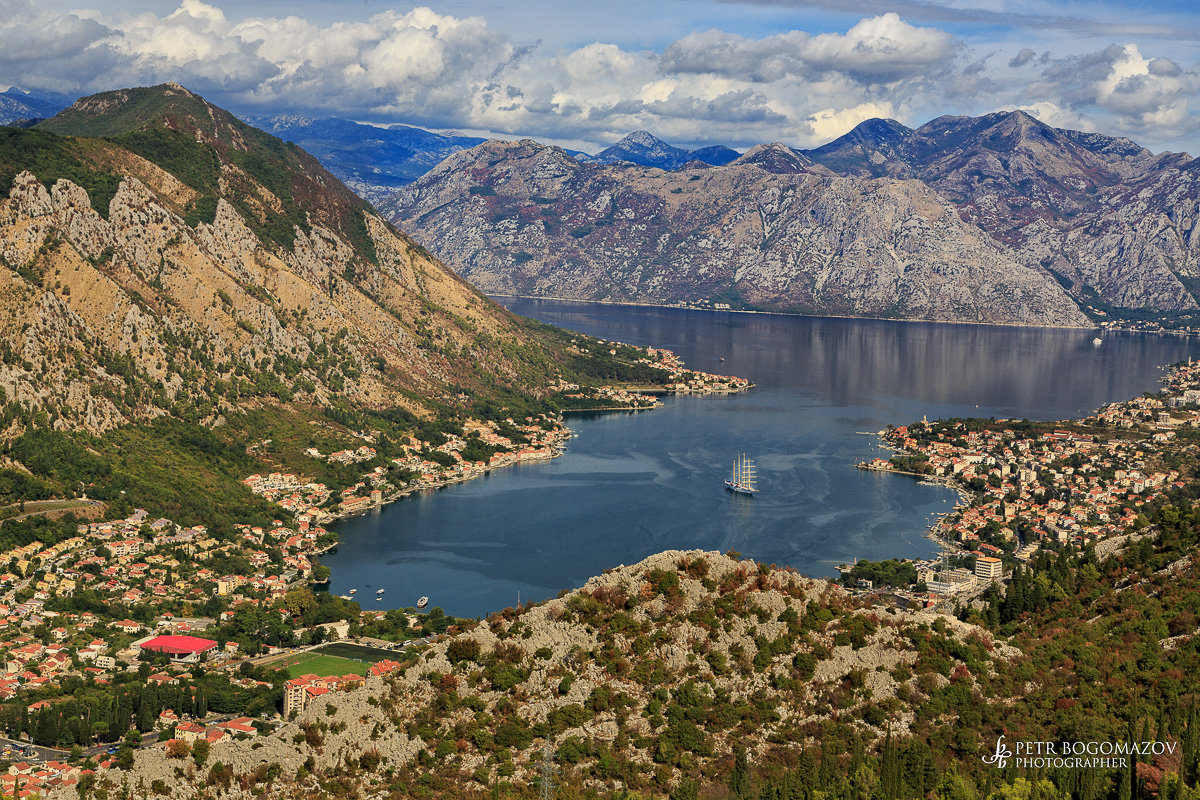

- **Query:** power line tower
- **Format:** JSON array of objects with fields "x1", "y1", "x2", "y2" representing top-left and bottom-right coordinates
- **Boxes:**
[{"x1": 539, "y1": 742, "x2": 557, "y2": 800}]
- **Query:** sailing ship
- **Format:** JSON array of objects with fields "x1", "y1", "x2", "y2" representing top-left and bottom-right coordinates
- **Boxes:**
[{"x1": 724, "y1": 453, "x2": 758, "y2": 495}]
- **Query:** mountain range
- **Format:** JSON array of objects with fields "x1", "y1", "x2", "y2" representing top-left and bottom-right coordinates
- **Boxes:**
[
  {"x1": 239, "y1": 119, "x2": 739, "y2": 203},
  {"x1": 243, "y1": 114, "x2": 486, "y2": 206},
  {"x1": 383, "y1": 111, "x2": 1200, "y2": 326},
  {"x1": 0, "y1": 88, "x2": 68, "y2": 126},
  {"x1": 585, "y1": 130, "x2": 741, "y2": 169}
]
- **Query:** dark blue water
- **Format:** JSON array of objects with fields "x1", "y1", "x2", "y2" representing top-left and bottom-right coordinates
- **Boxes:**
[{"x1": 325, "y1": 301, "x2": 1200, "y2": 617}]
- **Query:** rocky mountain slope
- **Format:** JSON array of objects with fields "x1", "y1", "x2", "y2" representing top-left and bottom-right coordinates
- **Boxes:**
[
  {"x1": 0, "y1": 84, "x2": 581, "y2": 438},
  {"x1": 243, "y1": 114, "x2": 486, "y2": 205},
  {"x1": 100, "y1": 550, "x2": 1011, "y2": 799},
  {"x1": 808, "y1": 111, "x2": 1200, "y2": 315},
  {"x1": 384, "y1": 138, "x2": 1088, "y2": 325},
  {"x1": 587, "y1": 131, "x2": 740, "y2": 170},
  {"x1": 385, "y1": 112, "x2": 1200, "y2": 325}
]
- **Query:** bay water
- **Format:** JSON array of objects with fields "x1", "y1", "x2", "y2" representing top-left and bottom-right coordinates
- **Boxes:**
[{"x1": 324, "y1": 301, "x2": 1200, "y2": 618}]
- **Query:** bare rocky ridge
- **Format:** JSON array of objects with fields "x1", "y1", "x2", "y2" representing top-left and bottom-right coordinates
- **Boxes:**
[
  {"x1": 76, "y1": 551, "x2": 1011, "y2": 799},
  {"x1": 384, "y1": 111, "x2": 1200, "y2": 324},
  {"x1": 384, "y1": 139, "x2": 1087, "y2": 325},
  {"x1": 0, "y1": 164, "x2": 538, "y2": 436}
]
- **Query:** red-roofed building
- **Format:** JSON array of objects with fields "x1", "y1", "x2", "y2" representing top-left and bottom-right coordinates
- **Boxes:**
[
  {"x1": 138, "y1": 635, "x2": 218, "y2": 663},
  {"x1": 368, "y1": 660, "x2": 402, "y2": 677},
  {"x1": 283, "y1": 673, "x2": 364, "y2": 716}
]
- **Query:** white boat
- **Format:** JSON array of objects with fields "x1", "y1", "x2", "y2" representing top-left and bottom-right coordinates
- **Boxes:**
[
  {"x1": 376, "y1": 588, "x2": 385, "y2": 595},
  {"x1": 349, "y1": 588, "x2": 357, "y2": 595},
  {"x1": 724, "y1": 453, "x2": 758, "y2": 495},
  {"x1": 338, "y1": 594, "x2": 351, "y2": 600},
  {"x1": 1093, "y1": 337, "x2": 1102, "y2": 346},
  {"x1": 416, "y1": 596, "x2": 429, "y2": 608}
]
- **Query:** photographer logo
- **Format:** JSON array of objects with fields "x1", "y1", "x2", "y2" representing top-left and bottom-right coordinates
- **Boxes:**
[{"x1": 982, "y1": 736, "x2": 1176, "y2": 770}]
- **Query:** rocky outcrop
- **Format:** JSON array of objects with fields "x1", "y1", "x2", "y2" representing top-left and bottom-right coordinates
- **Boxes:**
[
  {"x1": 0, "y1": 85, "x2": 593, "y2": 439},
  {"x1": 807, "y1": 111, "x2": 1200, "y2": 314},
  {"x1": 0, "y1": 161, "x2": 546, "y2": 436}
]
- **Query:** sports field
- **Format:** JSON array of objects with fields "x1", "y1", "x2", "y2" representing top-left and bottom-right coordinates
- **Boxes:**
[
  {"x1": 277, "y1": 642, "x2": 401, "y2": 678},
  {"x1": 279, "y1": 652, "x2": 369, "y2": 678}
]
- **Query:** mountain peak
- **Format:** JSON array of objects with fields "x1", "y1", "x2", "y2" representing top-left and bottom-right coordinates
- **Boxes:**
[
  {"x1": 618, "y1": 130, "x2": 667, "y2": 148},
  {"x1": 592, "y1": 131, "x2": 687, "y2": 168},
  {"x1": 39, "y1": 83, "x2": 235, "y2": 143},
  {"x1": 588, "y1": 131, "x2": 740, "y2": 170},
  {"x1": 734, "y1": 143, "x2": 817, "y2": 174},
  {"x1": 34, "y1": 85, "x2": 380, "y2": 261},
  {"x1": 845, "y1": 117, "x2": 914, "y2": 141}
]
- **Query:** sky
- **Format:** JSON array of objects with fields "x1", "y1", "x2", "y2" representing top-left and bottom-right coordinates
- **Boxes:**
[{"x1": 3, "y1": 0, "x2": 1200, "y2": 154}]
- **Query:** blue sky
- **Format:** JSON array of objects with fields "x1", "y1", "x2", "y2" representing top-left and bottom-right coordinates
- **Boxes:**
[{"x1": 4, "y1": 0, "x2": 1200, "y2": 153}]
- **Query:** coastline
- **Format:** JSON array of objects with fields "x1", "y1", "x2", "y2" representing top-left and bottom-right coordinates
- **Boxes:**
[
  {"x1": 856, "y1": 461, "x2": 973, "y2": 554},
  {"x1": 489, "y1": 292, "x2": 1103, "y2": 332},
  {"x1": 856, "y1": 357, "x2": 1200, "y2": 597},
  {"x1": 299, "y1": 368, "x2": 752, "y2": 531}
]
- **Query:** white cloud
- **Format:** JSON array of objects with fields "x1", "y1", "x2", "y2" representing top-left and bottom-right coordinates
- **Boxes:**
[
  {"x1": 661, "y1": 14, "x2": 956, "y2": 84},
  {"x1": 3, "y1": 1, "x2": 1198, "y2": 153},
  {"x1": 1029, "y1": 43, "x2": 1200, "y2": 142},
  {"x1": 661, "y1": 30, "x2": 813, "y2": 83},
  {"x1": 802, "y1": 13, "x2": 958, "y2": 81},
  {"x1": 804, "y1": 101, "x2": 899, "y2": 141}
]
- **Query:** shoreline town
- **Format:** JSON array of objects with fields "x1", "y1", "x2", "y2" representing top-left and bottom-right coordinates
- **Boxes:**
[{"x1": 845, "y1": 359, "x2": 1200, "y2": 610}]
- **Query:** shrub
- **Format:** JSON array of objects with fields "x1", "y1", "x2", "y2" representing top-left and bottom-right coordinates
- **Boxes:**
[{"x1": 448, "y1": 638, "x2": 482, "y2": 665}]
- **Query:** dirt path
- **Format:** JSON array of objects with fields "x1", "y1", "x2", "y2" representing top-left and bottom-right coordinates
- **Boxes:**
[{"x1": 0, "y1": 499, "x2": 106, "y2": 527}]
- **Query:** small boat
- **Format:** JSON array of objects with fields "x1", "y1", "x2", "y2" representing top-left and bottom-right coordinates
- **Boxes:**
[
  {"x1": 724, "y1": 453, "x2": 758, "y2": 495},
  {"x1": 416, "y1": 596, "x2": 429, "y2": 609},
  {"x1": 376, "y1": 588, "x2": 385, "y2": 595},
  {"x1": 348, "y1": 589, "x2": 357, "y2": 595},
  {"x1": 338, "y1": 595, "x2": 351, "y2": 600},
  {"x1": 1093, "y1": 337, "x2": 1102, "y2": 346}
]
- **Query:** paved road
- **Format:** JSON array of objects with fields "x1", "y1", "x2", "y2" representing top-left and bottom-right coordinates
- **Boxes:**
[{"x1": 0, "y1": 735, "x2": 66, "y2": 762}]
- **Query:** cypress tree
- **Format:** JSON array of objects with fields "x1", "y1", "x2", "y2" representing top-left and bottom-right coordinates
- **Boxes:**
[
  {"x1": 797, "y1": 749, "x2": 817, "y2": 800},
  {"x1": 879, "y1": 729, "x2": 900, "y2": 800},
  {"x1": 731, "y1": 746, "x2": 749, "y2": 798}
]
